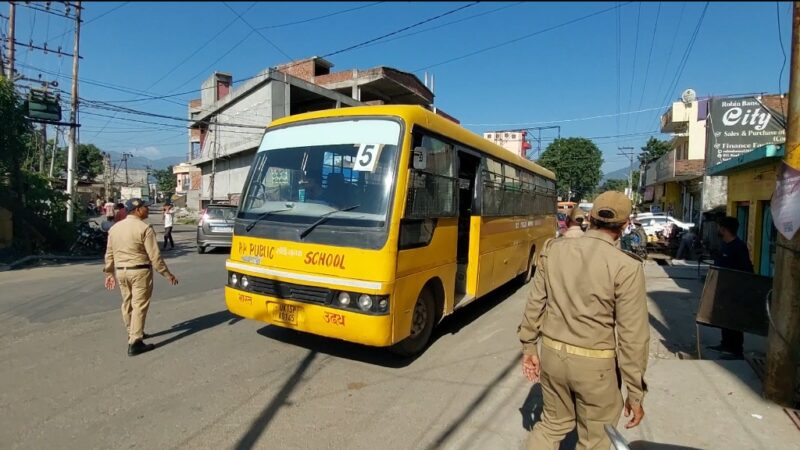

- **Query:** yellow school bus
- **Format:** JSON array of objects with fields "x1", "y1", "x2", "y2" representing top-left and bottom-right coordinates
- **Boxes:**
[{"x1": 225, "y1": 105, "x2": 557, "y2": 355}]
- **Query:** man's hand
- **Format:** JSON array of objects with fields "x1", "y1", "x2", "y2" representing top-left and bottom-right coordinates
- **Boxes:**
[
  {"x1": 166, "y1": 274, "x2": 179, "y2": 286},
  {"x1": 104, "y1": 274, "x2": 116, "y2": 290},
  {"x1": 623, "y1": 398, "x2": 645, "y2": 429},
  {"x1": 522, "y1": 353, "x2": 540, "y2": 383}
]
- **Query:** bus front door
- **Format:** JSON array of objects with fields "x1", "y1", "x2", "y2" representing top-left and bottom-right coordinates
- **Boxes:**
[{"x1": 455, "y1": 152, "x2": 480, "y2": 306}]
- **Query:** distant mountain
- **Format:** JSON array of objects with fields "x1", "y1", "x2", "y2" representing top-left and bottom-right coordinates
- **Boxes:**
[
  {"x1": 106, "y1": 151, "x2": 187, "y2": 170},
  {"x1": 600, "y1": 167, "x2": 631, "y2": 184}
]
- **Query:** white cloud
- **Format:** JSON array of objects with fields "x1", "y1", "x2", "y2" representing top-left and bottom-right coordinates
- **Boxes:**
[{"x1": 129, "y1": 146, "x2": 162, "y2": 159}]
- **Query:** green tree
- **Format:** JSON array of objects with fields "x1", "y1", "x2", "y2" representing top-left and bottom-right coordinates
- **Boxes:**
[
  {"x1": 153, "y1": 166, "x2": 177, "y2": 195},
  {"x1": 42, "y1": 142, "x2": 105, "y2": 181},
  {"x1": 639, "y1": 137, "x2": 671, "y2": 164},
  {"x1": 538, "y1": 137, "x2": 603, "y2": 202},
  {"x1": 0, "y1": 77, "x2": 75, "y2": 255},
  {"x1": 600, "y1": 178, "x2": 628, "y2": 193},
  {"x1": 77, "y1": 144, "x2": 104, "y2": 181}
]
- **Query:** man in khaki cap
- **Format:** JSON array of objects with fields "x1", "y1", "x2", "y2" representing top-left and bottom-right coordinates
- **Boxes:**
[
  {"x1": 561, "y1": 207, "x2": 586, "y2": 238},
  {"x1": 103, "y1": 198, "x2": 179, "y2": 356},
  {"x1": 518, "y1": 191, "x2": 649, "y2": 449}
]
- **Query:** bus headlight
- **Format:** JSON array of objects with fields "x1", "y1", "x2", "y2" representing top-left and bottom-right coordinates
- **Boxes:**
[
  {"x1": 229, "y1": 272, "x2": 239, "y2": 287},
  {"x1": 333, "y1": 292, "x2": 388, "y2": 314},
  {"x1": 377, "y1": 298, "x2": 389, "y2": 313},
  {"x1": 240, "y1": 275, "x2": 249, "y2": 289},
  {"x1": 358, "y1": 294, "x2": 373, "y2": 311}
]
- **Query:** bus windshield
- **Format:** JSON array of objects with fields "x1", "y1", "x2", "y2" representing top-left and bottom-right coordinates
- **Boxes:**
[{"x1": 239, "y1": 118, "x2": 402, "y2": 244}]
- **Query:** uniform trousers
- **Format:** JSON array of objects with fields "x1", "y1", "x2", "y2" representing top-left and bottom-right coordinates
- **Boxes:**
[
  {"x1": 117, "y1": 268, "x2": 153, "y2": 344},
  {"x1": 526, "y1": 343, "x2": 623, "y2": 450}
]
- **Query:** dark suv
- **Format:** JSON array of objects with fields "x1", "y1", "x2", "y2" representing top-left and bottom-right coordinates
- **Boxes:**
[{"x1": 197, "y1": 203, "x2": 237, "y2": 254}]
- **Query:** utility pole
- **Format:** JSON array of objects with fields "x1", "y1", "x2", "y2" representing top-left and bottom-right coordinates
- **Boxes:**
[
  {"x1": 5, "y1": 1, "x2": 14, "y2": 81},
  {"x1": 38, "y1": 125, "x2": 47, "y2": 174},
  {"x1": 121, "y1": 152, "x2": 133, "y2": 186},
  {"x1": 764, "y1": 1, "x2": 800, "y2": 407},
  {"x1": 49, "y1": 127, "x2": 61, "y2": 181},
  {"x1": 617, "y1": 147, "x2": 637, "y2": 200},
  {"x1": 65, "y1": 1, "x2": 80, "y2": 223},
  {"x1": 102, "y1": 151, "x2": 111, "y2": 200}
]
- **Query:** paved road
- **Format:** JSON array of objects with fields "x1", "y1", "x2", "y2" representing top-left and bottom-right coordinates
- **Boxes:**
[
  {"x1": 4, "y1": 211, "x2": 783, "y2": 449},
  {"x1": 0, "y1": 211, "x2": 540, "y2": 450}
]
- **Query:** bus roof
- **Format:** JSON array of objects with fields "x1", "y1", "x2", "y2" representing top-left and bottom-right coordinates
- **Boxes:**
[{"x1": 268, "y1": 105, "x2": 556, "y2": 180}]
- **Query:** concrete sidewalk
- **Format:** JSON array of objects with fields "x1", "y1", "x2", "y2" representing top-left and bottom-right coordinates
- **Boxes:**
[{"x1": 472, "y1": 260, "x2": 797, "y2": 450}]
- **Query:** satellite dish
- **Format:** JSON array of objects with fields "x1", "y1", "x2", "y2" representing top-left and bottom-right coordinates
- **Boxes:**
[{"x1": 681, "y1": 88, "x2": 697, "y2": 103}]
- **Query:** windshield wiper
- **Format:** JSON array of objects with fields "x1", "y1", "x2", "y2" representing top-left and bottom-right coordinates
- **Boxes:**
[
  {"x1": 299, "y1": 204, "x2": 360, "y2": 239},
  {"x1": 245, "y1": 207, "x2": 293, "y2": 232}
]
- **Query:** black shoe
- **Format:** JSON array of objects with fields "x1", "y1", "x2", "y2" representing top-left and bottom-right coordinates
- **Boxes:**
[
  {"x1": 706, "y1": 344, "x2": 728, "y2": 352},
  {"x1": 128, "y1": 340, "x2": 156, "y2": 356},
  {"x1": 707, "y1": 344, "x2": 743, "y2": 356}
]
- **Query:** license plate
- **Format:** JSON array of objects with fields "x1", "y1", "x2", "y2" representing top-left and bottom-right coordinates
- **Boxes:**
[
  {"x1": 213, "y1": 226, "x2": 233, "y2": 233},
  {"x1": 272, "y1": 303, "x2": 299, "y2": 325}
]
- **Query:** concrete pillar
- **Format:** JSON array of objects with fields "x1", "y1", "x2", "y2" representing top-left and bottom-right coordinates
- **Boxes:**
[{"x1": 351, "y1": 69, "x2": 360, "y2": 101}]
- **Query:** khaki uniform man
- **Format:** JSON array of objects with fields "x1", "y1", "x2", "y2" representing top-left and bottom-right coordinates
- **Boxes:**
[
  {"x1": 562, "y1": 207, "x2": 585, "y2": 239},
  {"x1": 104, "y1": 198, "x2": 179, "y2": 356},
  {"x1": 518, "y1": 191, "x2": 649, "y2": 450}
]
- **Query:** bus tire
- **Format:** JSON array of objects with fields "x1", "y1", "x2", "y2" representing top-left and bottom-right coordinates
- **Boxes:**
[
  {"x1": 521, "y1": 247, "x2": 536, "y2": 284},
  {"x1": 197, "y1": 245, "x2": 205, "y2": 254},
  {"x1": 390, "y1": 287, "x2": 436, "y2": 357}
]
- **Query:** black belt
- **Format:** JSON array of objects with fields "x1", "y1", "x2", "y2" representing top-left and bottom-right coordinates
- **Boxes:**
[{"x1": 118, "y1": 264, "x2": 151, "y2": 270}]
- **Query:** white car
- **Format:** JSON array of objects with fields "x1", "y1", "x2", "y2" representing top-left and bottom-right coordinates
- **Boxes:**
[{"x1": 639, "y1": 216, "x2": 694, "y2": 237}]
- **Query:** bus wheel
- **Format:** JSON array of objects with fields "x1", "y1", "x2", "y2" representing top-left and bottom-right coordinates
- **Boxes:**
[
  {"x1": 522, "y1": 248, "x2": 536, "y2": 284},
  {"x1": 391, "y1": 288, "x2": 435, "y2": 357}
]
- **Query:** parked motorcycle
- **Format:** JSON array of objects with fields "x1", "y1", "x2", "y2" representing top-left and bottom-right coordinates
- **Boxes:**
[
  {"x1": 70, "y1": 220, "x2": 108, "y2": 255},
  {"x1": 621, "y1": 233, "x2": 648, "y2": 260}
]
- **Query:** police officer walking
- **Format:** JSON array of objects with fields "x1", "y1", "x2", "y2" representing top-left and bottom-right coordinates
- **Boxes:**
[
  {"x1": 518, "y1": 191, "x2": 649, "y2": 449},
  {"x1": 561, "y1": 207, "x2": 585, "y2": 238},
  {"x1": 103, "y1": 198, "x2": 179, "y2": 356}
]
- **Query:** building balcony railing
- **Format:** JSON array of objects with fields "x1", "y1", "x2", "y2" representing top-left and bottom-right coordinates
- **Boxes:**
[
  {"x1": 644, "y1": 149, "x2": 705, "y2": 186},
  {"x1": 660, "y1": 101, "x2": 697, "y2": 133}
]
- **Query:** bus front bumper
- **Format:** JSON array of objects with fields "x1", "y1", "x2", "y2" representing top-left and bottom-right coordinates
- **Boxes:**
[{"x1": 225, "y1": 286, "x2": 395, "y2": 347}]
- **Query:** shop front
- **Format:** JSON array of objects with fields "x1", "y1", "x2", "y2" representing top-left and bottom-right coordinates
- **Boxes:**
[{"x1": 707, "y1": 144, "x2": 784, "y2": 277}]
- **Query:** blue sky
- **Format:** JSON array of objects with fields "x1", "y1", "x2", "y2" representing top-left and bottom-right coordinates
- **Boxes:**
[{"x1": 4, "y1": 1, "x2": 793, "y2": 173}]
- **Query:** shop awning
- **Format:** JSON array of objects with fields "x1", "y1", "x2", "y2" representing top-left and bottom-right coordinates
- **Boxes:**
[{"x1": 706, "y1": 144, "x2": 785, "y2": 176}]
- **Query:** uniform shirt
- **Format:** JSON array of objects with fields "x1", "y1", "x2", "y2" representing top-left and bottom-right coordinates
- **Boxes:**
[
  {"x1": 518, "y1": 229, "x2": 650, "y2": 404},
  {"x1": 163, "y1": 208, "x2": 175, "y2": 228},
  {"x1": 104, "y1": 215, "x2": 171, "y2": 276},
  {"x1": 714, "y1": 237, "x2": 753, "y2": 273},
  {"x1": 561, "y1": 225, "x2": 584, "y2": 239}
]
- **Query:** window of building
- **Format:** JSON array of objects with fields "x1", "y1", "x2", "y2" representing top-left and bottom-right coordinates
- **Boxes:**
[{"x1": 190, "y1": 141, "x2": 201, "y2": 159}]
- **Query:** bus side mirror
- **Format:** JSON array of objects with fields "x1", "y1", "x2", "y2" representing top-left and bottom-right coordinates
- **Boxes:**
[{"x1": 413, "y1": 146, "x2": 427, "y2": 170}]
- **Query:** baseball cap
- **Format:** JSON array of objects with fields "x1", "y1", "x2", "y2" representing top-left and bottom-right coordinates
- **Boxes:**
[
  {"x1": 590, "y1": 191, "x2": 632, "y2": 224},
  {"x1": 125, "y1": 198, "x2": 150, "y2": 212},
  {"x1": 569, "y1": 206, "x2": 584, "y2": 223}
]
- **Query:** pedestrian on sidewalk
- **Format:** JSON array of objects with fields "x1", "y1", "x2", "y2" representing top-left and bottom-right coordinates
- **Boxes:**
[
  {"x1": 103, "y1": 198, "x2": 179, "y2": 356},
  {"x1": 518, "y1": 191, "x2": 650, "y2": 450},
  {"x1": 104, "y1": 198, "x2": 115, "y2": 221},
  {"x1": 561, "y1": 206, "x2": 585, "y2": 239},
  {"x1": 162, "y1": 201, "x2": 175, "y2": 250},
  {"x1": 675, "y1": 226, "x2": 697, "y2": 260},
  {"x1": 114, "y1": 203, "x2": 127, "y2": 223},
  {"x1": 707, "y1": 216, "x2": 754, "y2": 357}
]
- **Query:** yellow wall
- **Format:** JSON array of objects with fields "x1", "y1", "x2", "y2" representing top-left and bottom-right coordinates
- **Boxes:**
[
  {"x1": 653, "y1": 182, "x2": 681, "y2": 213},
  {"x1": 725, "y1": 163, "x2": 779, "y2": 273}
]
